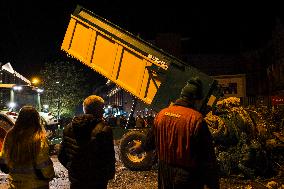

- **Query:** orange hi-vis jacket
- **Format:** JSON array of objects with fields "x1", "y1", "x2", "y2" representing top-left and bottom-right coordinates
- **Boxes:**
[{"x1": 154, "y1": 104, "x2": 215, "y2": 169}]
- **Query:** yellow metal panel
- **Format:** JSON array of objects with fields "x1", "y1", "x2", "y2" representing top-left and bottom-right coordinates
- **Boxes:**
[
  {"x1": 139, "y1": 61, "x2": 152, "y2": 100},
  {"x1": 61, "y1": 17, "x2": 76, "y2": 52},
  {"x1": 85, "y1": 29, "x2": 97, "y2": 64},
  {"x1": 90, "y1": 35, "x2": 117, "y2": 78},
  {"x1": 145, "y1": 72, "x2": 161, "y2": 103},
  {"x1": 115, "y1": 50, "x2": 143, "y2": 94},
  {"x1": 138, "y1": 61, "x2": 161, "y2": 104},
  {"x1": 68, "y1": 23, "x2": 92, "y2": 62},
  {"x1": 110, "y1": 44, "x2": 123, "y2": 80},
  {"x1": 135, "y1": 59, "x2": 148, "y2": 99}
]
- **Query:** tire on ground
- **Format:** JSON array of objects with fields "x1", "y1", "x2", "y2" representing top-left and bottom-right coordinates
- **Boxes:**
[
  {"x1": 119, "y1": 130, "x2": 156, "y2": 171},
  {"x1": 0, "y1": 120, "x2": 13, "y2": 151}
]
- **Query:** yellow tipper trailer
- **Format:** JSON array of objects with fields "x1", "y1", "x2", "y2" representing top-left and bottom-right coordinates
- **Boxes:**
[{"x1": 61, "y1": 5, "x2": 222, "y2": 112}]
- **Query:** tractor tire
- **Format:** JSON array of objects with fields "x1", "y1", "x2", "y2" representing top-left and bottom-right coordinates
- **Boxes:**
[
  {"x1": 119, "y1": 130, "x2": 156, "y2": 171},
  {"x1": 0, "y1": 120, "x2": 13, "y2": 151}
]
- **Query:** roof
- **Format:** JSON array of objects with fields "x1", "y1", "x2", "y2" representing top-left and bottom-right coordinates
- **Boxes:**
[{"x1": 1, "y1": 63, "x2": 31, "y2": 85}]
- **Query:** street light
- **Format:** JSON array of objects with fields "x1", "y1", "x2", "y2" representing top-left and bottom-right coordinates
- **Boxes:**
[
  {"x1": 13, "y1": 86, "x2": 23, "y2": 91},
  {"x1": 32, "y1": 77, "x2": 40, "y2": 85},
  {"x1": 8, "y1": 102, "x2": 16, "y2": 110},
  {"x1": 36, "y1": 88, "x2": 44, "y2": 93}
]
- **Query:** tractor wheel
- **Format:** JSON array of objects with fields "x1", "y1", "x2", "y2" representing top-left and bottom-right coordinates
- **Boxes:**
[
  {"x1": 0, "y1": 120, "x2": 13, "y2": 151},
  {"x1": 119, "y1": 130, "x2": 156, "y2": 171}
]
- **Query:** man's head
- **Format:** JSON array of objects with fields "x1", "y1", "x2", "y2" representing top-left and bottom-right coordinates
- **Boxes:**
[
  {"x1": 180, "y1": 77, "x2": 203, "y2": 101},
  {"x1": 83, "y1": 95, "x2": 105, "y2": 117}
]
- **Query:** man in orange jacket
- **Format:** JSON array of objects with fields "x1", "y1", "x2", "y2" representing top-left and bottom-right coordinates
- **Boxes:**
[{"x1": 144, "y1": 77, "x2": 220, "y2": 189}]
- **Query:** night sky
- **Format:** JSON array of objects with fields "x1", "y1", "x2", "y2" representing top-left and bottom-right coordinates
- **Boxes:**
[{"x1": 0, "y1": 1, "x2": 282, "y2": 79}]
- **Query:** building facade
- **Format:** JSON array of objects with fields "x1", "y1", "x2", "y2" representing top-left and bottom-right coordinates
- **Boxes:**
[
  {"x1": 0, "y1": 62, "x2": 32, "y2": 109},
  {"x1": 0, "y1": 62, "x2": 31, "y2": 85}
]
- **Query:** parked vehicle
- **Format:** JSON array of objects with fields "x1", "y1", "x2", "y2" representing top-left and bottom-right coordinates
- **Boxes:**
[{"x1": 0, "y1": 84, "x2": 61, "y2": 150}]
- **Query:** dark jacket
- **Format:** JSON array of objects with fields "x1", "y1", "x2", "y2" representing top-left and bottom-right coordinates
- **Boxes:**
[
  {"x1": 144, "y1": 98, "x2": 219, "y2": 189},
  {"x1": 58, "y1": 114, "x2": 115, "y2": 185}
]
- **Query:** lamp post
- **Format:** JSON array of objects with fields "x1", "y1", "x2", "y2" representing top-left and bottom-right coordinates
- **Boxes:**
[
  {"x1": 36, "y1": 88, "x2": 44, "y2": 111},
  {"x1": 10, "y1": 85, "x2": 22, "y2": 111},
  {"x1": 55, "y1": 81, "x2": 61, "y2": 120}
]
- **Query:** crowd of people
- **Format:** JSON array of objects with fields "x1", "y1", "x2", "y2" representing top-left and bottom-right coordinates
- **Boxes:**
[
  {"x1": 0, "y1": 77, "x2": 220, "y2": 189},
  {"x1": 105, "y1": 112, "x2": 155, "y2": 129}
]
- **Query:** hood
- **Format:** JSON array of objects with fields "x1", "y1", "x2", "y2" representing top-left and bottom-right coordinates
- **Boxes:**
[
  {"x1": 174, "y1": 98, "x2": 195, "y2": 109},
  {"x1": 71, "y1": 114, "x2": 101, "y2": 143}
]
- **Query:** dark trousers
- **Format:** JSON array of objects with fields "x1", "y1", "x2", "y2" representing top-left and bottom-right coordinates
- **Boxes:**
[
  {"x1": 158, "y1": 161, "x2": 204, "y2": 189},
  {"x1": 70, "y1": 182, "x2": 108, "y2": 189},
  {"x1": 70, "y1": 178, "x2": 108, "y2": 189},
  {"x1": 158, "y1": 161, "x2": 220, "y2": 189}
]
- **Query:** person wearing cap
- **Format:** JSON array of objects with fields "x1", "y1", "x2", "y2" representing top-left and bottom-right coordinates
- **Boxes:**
[
  {"x1": 58, "y1": 95, "x2": 115, "y2": 189},
  {"x1": 143, "y1": 77, "x2": 219, "y2": 189}
]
